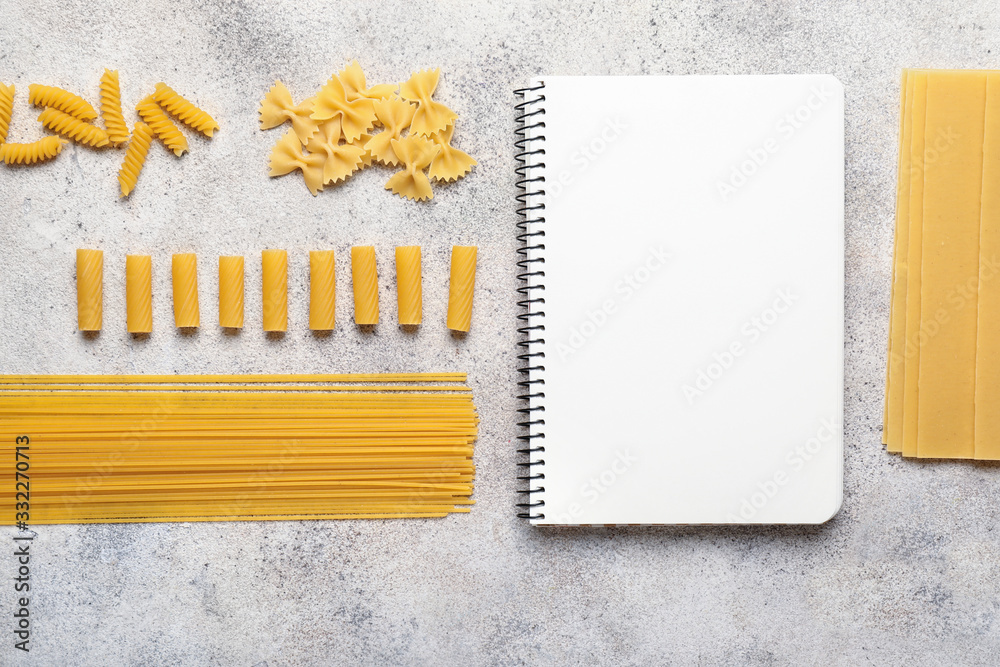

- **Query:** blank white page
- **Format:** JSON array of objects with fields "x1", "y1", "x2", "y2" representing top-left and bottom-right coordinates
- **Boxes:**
[{"x1": 524, "y1": 75, "x2": 844, "y2": 525}]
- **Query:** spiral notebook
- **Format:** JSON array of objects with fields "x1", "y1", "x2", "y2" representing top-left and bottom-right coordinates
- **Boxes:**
[{"x1": 515, "y1": 75, "x2": 845, "y2": 526}]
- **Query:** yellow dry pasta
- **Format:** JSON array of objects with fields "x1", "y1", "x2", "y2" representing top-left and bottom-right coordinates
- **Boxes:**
[
  {"x1": 0, "y1": 136, "x2": 66, "y2": 165},
  {"x1": 218, "y1": 255, "x2": 245, "y2": 329},
  {"x1": 385, "y1": 135, "x2": 440, "y2": 201},
  {"x1": 262, "y1": 249, "x2": 288, "y2": 332},
  {"x1": 399, "y1": 69, "x2": 457, "y2": 136},
  {"x1": 0, "y1": 374, "x2": 478, "y2": 524},
  {"x1": 447, "y1": 246, "x2": 477, "y2": 332},
  {"x1": 351, "y1": 246, "x2": 379, "y2": 325},
  {"x1": 99, "y1": 69, "x2": 130, "y2": 146},
  {"x1": 429, "y1": 123, "x2": 477, "y2": 182},
  {"x1": 259, "y1": 81, "x2": 319, "y2": 144},
  {"x1": 118, "y1": 121, "x2": 154, "y2": 197},
  {"x1": 306, "y1": 117, "x2": 366, "y2": 184},
  {"x1": 395, "y1": 246, "x2": 422, "y2": 326},
  {"x1": 310, "y1": 250, "x2": 336, "y2": 330},
  {"x1": 37, "y1": 107, "x2": 110, "y2": 148},
  {"x1": 153, "y1": 82, "x2": 219, "y2": 137},
  {"x1": 76, "y1": 249, "x2": 103, "y2": 332},
  {"x1": 28, "y1": 84, "x2": 97, "y2": 121},
  {"x1": 0, "y1": 83, "x2": 14, "y2": 143},
  {"x1": 172, "y1": 253, "x2": 200, "y2": 328},
  {"x1": 125, "y1": 254, "x2": 153, "y2": 334},
  {"x1": 311, "y1": 73, "x2": 376, "y2": 142},
  {"x1": 135, "y1": 95, "x2": 188, "y2": 156},
  {"x1": 339, "y1": 60, "x2": 397, "y2": 102},
  {"x1": 268, "y1": 130, "x2": 326, "y2": 195},
  {"x1": 367, "y1": 97, "x2": 416, "y2": 166}
]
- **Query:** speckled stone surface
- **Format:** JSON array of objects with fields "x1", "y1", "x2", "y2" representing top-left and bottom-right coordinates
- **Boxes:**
[{"x1": 1, "y1": 1, "x2": 998, "y2": 664}]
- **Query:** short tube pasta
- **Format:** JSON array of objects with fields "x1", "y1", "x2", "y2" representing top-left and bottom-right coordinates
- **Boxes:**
[
  {"x1": 309, "y1": 250, "x2": 336, "y2": 330},
  {"x1": 125, "y1": 255, "x2": 153, "y2": 334},
  {"x1": 447, "y1": 246, "x2": 477, "y2": 332},
  {"x1": 172, "y1": 253, "x2": 200, "y2": 328},
  {"x1": 76, "y1": 249, "x2": 103, "y2": 332},
  {"x1": 218, "y1": 256, "x2": 245, "y2": 329},
  {"x1": 395, "y1": 246, "x2": 422, "y2": 326},
  {"x1": 262, "y1": 250, "x2": 288, "y2": 332},
  {"x1": 351, "y1": 246, "x2": 379, "y2": 325}
]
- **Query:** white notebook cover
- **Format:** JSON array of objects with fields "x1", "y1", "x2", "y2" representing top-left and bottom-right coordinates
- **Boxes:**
[{"x1": 518, "y1": 75, "x2": 844, "y2": 525}]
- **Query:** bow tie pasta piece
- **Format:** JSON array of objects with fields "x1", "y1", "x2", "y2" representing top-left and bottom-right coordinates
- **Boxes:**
[
  {"x1": 385, "y1": 135, "x2": 441, "y2": 201},
  {"x1": 153, "y1": 83, "x2": 220, "y2": 138},
  {"x1": 429, "y1": 123, "x2": 476, "y2": 182},
  {"x1": 399, "y1": 69, "x2": 457, "y2": 136},
  {"x1": 99, "y1": 69, "x2": 130, "y2": 146},
  {"x1": 136, "y1": 95, "x2": 188, "y2": 156},
  {"x1": 0, "y1": 136, "x2": 67, "y2": 165},
  {"x1": 259, "y1": 81, "x2": 319, "y2": 144},
  {"x1": 338, "y1": 60, "x2": 397, "y2": 103},
  {"x1": 353, "y1": 132, "x2": 375, "y2": 168},
  {"x1": 306, "y1": 118, "x2": 366, "y2": 185},
  {"x1": 366, "y1": 97, "x2": 417, "y2": 166},
  {"x1": 28, "y1": 84, "x2": 98, "y2": 121},
  {"x1": 311, "y1": 74, "x2": 376, "y2": 142},
  {"x1": 38, "y1": 107, "x2": 110, "y2": 148},
  {"x1": 269, "y1": 130, "x2": 326, "y2": 195}
]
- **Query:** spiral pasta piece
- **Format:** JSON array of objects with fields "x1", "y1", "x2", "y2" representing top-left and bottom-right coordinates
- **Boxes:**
[
  {"x1": 395, "y1": 246, "x2": 422, "y2": 326},
  {"x1": 447, "y1": 246, "x2": 477, "y2": 332},
  {"x1": 218, "y1": 256, "x2": 245, "y2": 329},
  {"x1": 77, "y1": 249, "x2": 104, "y2": 332},
  {"x1": 135, "y1": 95, "x2": 188, "y2": 156},
  {"x1": 351, "y1": 246, "x2": 379, "y2": 326},
  {"x1": 125, "y1": 255, "x2": 153, "y2": 334},
  {"x1": 309, "y1": 250, "x2": 336, "y2": 331},
  {"x1": 118, "y1": 122, "x2": 154, "y2": 197},
  {"x1": 37, "y1": 107, "x2": 110, "y2": 148},
  {"x1": 153, "y1": 82, "x2": 219, "y2": 137},
  {"x1": 172, "y1": 253, "x2": 200, "y2": 328},
  {"x1": 28, "y1": 84, "x2": 98, "y2": 121},
  {"x1": 0, "y1": 83, "x2": 14, "y2": 144},
  {"x1": 262, "y1": 249, "x2": 288, "y2": 332},
  {"x1": 0, "y1": 136, "x2": 67, "y2": 165},
  {"x1": 99, "y1": 69, "x2": 130, "y2": 146}
]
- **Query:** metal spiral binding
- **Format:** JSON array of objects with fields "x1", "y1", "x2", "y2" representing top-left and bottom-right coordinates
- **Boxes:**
[{"x1": 515, "y1": 82, "x2": 546, "y2": 520}]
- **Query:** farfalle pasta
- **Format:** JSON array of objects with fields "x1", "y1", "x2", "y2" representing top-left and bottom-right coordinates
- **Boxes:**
[
  {"x1": 428, "y1": 123, "x2": 477, "y2": 182},
  {"x1": 306, "y1": 118, "x2": 366, "y2": 184},
  {"x1": 259, "y1": 62, "x2": 474, "y2": 200},
  {"x1": 367, "y1": 97, "x2": 416, "y2": 166},
  {"x1": 259, "y1": 81, "x2": 318, "y2": 144},
  {"x1": 269, "y1": 130, "x2": 326, "y2": 195},
  {"x1": 385, "y1": 135, "x2": 440, "y2": 201},
  {"x1": 399, "y1": 69, "x2": 457, "y2": 136}
]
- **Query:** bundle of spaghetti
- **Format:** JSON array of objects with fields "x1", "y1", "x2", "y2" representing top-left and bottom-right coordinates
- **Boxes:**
[{"x1": 0, "y1": 373, "x2": 477, "y2": 524}]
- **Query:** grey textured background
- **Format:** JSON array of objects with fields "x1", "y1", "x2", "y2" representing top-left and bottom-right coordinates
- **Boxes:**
[{"x1": 0, "y1": 0, "x2": 996, "y2": 665}]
